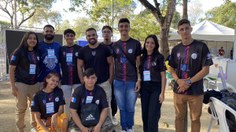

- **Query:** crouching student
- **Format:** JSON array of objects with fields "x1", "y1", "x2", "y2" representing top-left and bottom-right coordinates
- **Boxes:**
[
  {"x1": 69, "y1": 68, "x2": 113, "y2": 132},
  {"x1": 31, "y1": 72, "x2": 68, "y2": 132}
]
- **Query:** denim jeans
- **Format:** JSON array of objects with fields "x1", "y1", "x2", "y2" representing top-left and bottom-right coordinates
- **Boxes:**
[{"x1": 113, "y1": 80, "x2": 138, "y2": 130}]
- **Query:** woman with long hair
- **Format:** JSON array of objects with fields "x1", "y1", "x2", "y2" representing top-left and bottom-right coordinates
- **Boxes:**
[
  {"x1": 139, "y1": 35, "x2": 166, "y2": 132},
  {"x1": 9, "y1": 31, "x2": 41, "y2": 132}
]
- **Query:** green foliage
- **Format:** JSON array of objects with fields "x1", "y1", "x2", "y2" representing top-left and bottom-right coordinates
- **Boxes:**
[
  {"x1": 129, "y1": 10, "x2": 160, "y2": 41},
  {"x1": 171, "y1": 11, "x2": 181, "y2": 28},
  {"x1": 204, "y1": 1, "x2": 236, "y2": 28}
]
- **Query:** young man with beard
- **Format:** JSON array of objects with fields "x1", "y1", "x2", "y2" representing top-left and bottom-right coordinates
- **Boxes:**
[
  {"x1": 59, "y1": 29, "x2": 82, "y2": 118},
  {"x1": 77, "y1": 28, "x2": 114, "y2": 127},
  {"x1": 112, "y1": 18, "x2": 142, "y2": 132},
  {"x1": 38, "y1": 24, "x2": 61, "y2": 83},
  {"x1": 100, "y1": 25, "x2": 118, "y2": 125},
  {"x1": 169, "y1": 19, "x2": 213, "y2": 132}
]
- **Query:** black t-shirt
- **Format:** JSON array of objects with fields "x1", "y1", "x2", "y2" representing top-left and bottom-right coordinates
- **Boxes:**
[
  {"x1": 78, "y1": 44, "x2": 111, "y2": 84},
  {"x1": 31, "y1": 87, "x2": 65, "y2": 119},
  {"x1": 70, "y1": 85, "x2": 108, "y2": 115},
  {"x1": 101, "y1": 42, "x2": 114, "y2": 55},
  {"x1": 59, "y1": 45, "x2": 81, "y2": 85},
  {"x1": 169, "y1": 40, "x2": 213, "y2": 95},
  {"x1": 10, "y1": 48, "x2": 40, "y2": 85},
  {"x1": 112, "y1": 38, "x2": 142, "y2": 81},
  {"x1": 140, "y1": 52, "x2": 166, "y2": 82}
]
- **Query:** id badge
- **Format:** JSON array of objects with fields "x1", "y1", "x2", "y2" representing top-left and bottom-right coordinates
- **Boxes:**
[
  {"x1": 120, "y1": 57, "x2": 126, "y2": 64},
  {"x1": 47, "y1": 49, "x2": 55, "y2": 58},
  {"x1": 29, "y1": 64, "x2": 36, "y2": 74},
  {"x1": 143, "y1": 70, "x2": 151, "y2": 81},
  {"x1": 85, "y1": 96, "x2": 93, "y2": 104},
  {"x1": 66, "y1": 53, "x2": 73, "y2": 63},
  {"x1": 46, "y1": 102, "x2": 54, "y2": 114}
]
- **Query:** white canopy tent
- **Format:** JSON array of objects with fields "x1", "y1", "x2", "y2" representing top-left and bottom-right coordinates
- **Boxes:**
[{"x1": 169, "y1": 20, "x2": 235, "y2": 42}]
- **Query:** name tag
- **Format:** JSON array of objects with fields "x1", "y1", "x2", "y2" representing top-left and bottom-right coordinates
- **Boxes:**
[
  {"x1": 66, "y1": 53, "x2": 73, "y2": 63},
  {"x1": 29, "y1": 64, "x2": 36, "y2": 74},
  {"x1": 85, "y1": 96, "x2": 93, "y2": 104},
  {"x1": 46, "y1": 102, "x2": 54, "y2": 114},
  {"x1": 48, "y1": 49, "x2": 55, "y2": 58},
  {"x1": 143, "y1": 70, "x2": 151, "y2": 81}
]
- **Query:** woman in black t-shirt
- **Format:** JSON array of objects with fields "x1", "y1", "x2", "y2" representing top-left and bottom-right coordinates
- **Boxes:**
[
  {"x1": 31, "y1": 72, "x2": 68, "y2": 132},
  {"x1": 139, "y1": 35, "x2": 166, "y2": 132}
]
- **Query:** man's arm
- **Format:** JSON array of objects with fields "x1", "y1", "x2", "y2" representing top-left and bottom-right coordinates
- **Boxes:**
[
  {"x1": 107, "y1": 56, "x2": 114, "y2": 84},
  {"x1": 93, "y1": 108, "x2": 108, "y2": 132},
  {"x1": 189, "y1": 66, "x2": 209, "y2": 83},
  {"x1": 70, "y1": 108, "x2": 89, "y2": 131},
  {"x1": 135, "y1": 55, "x2": 141, "y2": 92},
  {"x1": 77, "y1": 59, "x2": 84, "y2": 84}
]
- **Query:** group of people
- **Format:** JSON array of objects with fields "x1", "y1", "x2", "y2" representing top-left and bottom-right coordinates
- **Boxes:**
[{"x1": 10, "y1": 18, "x2": 213, "y2": 132}]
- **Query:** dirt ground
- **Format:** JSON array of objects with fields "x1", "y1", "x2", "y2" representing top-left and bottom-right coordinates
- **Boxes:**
[{"x1": 0, "y1": 81, "x2": 218, "y2": 132}]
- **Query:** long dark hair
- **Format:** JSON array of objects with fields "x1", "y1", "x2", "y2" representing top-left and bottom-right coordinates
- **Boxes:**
[
  {"x1": 142, "y1": 34, "x2": 160, "y2": 57},
  {"x1": 43, "y1": 72, "x2": 60, "y2": 89},
  {"x1": 13, "y1": 31, "x2": 39, "y2": 53}
]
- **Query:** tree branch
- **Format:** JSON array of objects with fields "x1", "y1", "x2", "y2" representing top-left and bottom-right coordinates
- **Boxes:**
[{"x1": 18, "y1": 10, "x2": 36, "y2": 27}]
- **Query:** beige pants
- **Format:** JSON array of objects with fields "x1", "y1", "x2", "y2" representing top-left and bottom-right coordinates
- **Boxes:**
[
  {"x1": 174, "y1": 93, "x2": 204, "y2": 132},
  {"x1": 98, "y1": 80, "x2": 113, "y2": 122},
  {"x1": 15, "y1": 82, "x2": 40, "y2": 132}
]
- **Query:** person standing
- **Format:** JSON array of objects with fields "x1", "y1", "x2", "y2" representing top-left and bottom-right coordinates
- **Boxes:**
[
  {"x1": 101, "y1": 25, "x2": 118, "y2": 125},
  {"x1": 139, "y1": 35, "x2": 166, "y2": 132},
  {"x1": 59, "y1": 29, "x2": 81, "y2": 117},
  {"x1": 77, "y1": 28, "x2": 114, "y2": 125},
  {"x1": 112, "y1": 18, "x2": 142, "y2": 132},
  {"x1": 9, "y1": 31, "x2": 41, "y2": 132},
  {"x1": 38, "y1": 24, "x2": 61, "y2": 83},
  {"x1": 169, "y1": 19, "x2": 213, "y2": 132},
  {"x1": 31, "y1": 72, "x2": 68, "y2": 132},
  {"x1": 218, "y1": 46, "x2": 225, "y2": 57}
]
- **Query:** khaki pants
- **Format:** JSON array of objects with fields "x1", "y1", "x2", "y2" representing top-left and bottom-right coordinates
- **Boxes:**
[
  {"x1": 174, "y1": 93, "x2": 204, "y2": 132},
  {"x1": 15, "y1": 82, "x2": 40, "y2": 132},
  {"x1": 98, "y1": 80, "x2": 113, "y2": 122}
]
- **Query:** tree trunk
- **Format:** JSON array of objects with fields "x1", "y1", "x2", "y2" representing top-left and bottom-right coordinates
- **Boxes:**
[
  {"x1": 159, "y1": 27, "x2": 170, "y2": 58},
  {"x1": 183, "y1": 0, "x2": 188, "y2": 19}
]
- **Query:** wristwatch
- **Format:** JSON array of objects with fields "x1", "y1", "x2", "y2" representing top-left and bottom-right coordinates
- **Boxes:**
[{"x1": 186, "y1": 79, "x2": 192, "y2": 84}]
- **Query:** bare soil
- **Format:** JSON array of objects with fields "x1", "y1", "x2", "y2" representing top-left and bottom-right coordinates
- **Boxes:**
[{"x1": 0, "y1": 81, "x2": 218, "y2": 132}]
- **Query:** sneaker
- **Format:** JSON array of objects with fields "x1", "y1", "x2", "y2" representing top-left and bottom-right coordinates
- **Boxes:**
[
  {"x1": 127, "y1": 129, "x2": 133, "y2": 132},
  {"x1": 112, "y1": 116, "x2": 118, "y2": 125},
  {"x1": 30, "y1": 127, "x2": 37, "y2": 132}
]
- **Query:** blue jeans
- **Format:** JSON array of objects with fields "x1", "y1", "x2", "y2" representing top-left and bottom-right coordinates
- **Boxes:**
[{"x1": 113, "y1": 80, "x2": 138, "y2": 130}]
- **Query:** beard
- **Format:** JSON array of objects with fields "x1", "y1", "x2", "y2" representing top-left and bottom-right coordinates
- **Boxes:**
[
  {"x1": 88, "y1": 39, "x2": 97, "y2": 45},
  {"x1": 44, "y1": 34, "x2": 54, "y2": 41}
]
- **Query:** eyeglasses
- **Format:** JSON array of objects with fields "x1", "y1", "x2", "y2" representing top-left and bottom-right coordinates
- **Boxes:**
[{"x1": 65, "y1": 34, "x2": 75, "y2": 37}]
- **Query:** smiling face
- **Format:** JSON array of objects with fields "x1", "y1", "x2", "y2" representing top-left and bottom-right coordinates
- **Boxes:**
[
  {"x1": 64, "y1": 33, "x2": 75, "y2": 45},
  {"x1": 43, "y1": 27, "x2": 55, "y2": 41},
  {"x1": 145, "y1": 37, "x2": 156, "y2": 53},
  {"x1": 45, "y1": 75, "x2": 59, "y2": 90},
  {"x1": 118, "y1": 22, "x2": 130, "y2": 36},
  {"x1": 86, "y1": 30, "x2": 98, "y2": 45},
  {"x1": 27, "y1": 33, "x2": 38, "y2": 50}
]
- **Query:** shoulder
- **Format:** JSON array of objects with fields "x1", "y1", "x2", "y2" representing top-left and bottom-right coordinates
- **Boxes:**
[{"x1": 129, "y1": 38, "x2": 141, "y2": 45}]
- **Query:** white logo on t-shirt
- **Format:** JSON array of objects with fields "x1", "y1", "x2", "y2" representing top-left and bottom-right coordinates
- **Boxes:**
[{"x1": 86, "y1": 114, "x2": 95, "y2": 121}]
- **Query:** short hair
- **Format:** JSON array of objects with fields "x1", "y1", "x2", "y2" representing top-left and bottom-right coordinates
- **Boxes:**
[
  {"x1": 118, "y1": 18, "x2": 130, "y2": 25},
  {"x1": 86, "y1": 28, "x2": 97, "y2": 33},
  {"x1": 102, "y1": 25, "x2": 113, "y2": 33},
  {"x1": 64, "y1": 29, "x2": 76, "y2": 36},
  {"x1": 83, "y1": 68, "x2": 97, "y2": 77},
  {"x1": 43, "y1": 24, "x2": 55, "y2": 30},
  {"x1": 177, "y1": 19, "x2": 191, "y2": 28}
]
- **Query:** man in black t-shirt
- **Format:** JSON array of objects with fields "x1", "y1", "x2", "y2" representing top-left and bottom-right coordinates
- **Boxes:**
[
  {"x1": 77, "y1": 28, "x2": 114, "y2": 125},
  {"x1": 59, "y1": 29, "x2": 81, "y2": 117},
  {"x1": 112, "y1": 18, "x2": 142, "y2": 132},
  {"x1": 169, "y1": 19, "x2": 213, "y2": 132},
  {"x1": 69, "y1": 68, "x2": 112, "y2": 132}
]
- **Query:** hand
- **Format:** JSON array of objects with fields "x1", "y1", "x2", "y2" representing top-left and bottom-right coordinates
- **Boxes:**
[
  {"x1": 177, "y1": 78, "x2": 191, "y2": 93},
  {"x1": 51, "y1": 114, "x2": 58, "y2": 130},
  {"x1": 159, "y1": 92, "x2": 165, "y2": 103},
  {"x1": 108, "y1": 78, "x2": 113, "y2": 84},
  {"x1": 11, "y1": 85, "x2": 18, "y2": 97},
  {"x1": 81, "y1": 126, "x2": 90, "y2": 132},
  {"x1": 92, "y1": 124, "x2": 101, "y2": 132},
  {"x1": 134, "y1": 80, "x2": 141, "y2": 92}
]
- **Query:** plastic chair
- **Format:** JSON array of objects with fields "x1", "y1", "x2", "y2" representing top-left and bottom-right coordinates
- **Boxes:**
[{"x1": 207, "y1": 97, "x2": 236, "y2": 132}]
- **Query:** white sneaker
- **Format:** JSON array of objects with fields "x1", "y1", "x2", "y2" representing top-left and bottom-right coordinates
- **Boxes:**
[
  {"x1": 112, "y1": 116, "x2": 118, "y2": 125},
  {"x1": 127, "y1": 129, "x2": 133, "y2": 132}
]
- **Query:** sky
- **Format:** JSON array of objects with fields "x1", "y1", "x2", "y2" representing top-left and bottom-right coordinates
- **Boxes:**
[{"x1": 0, "y1": 0, "x2": 235, "y2": 27}]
